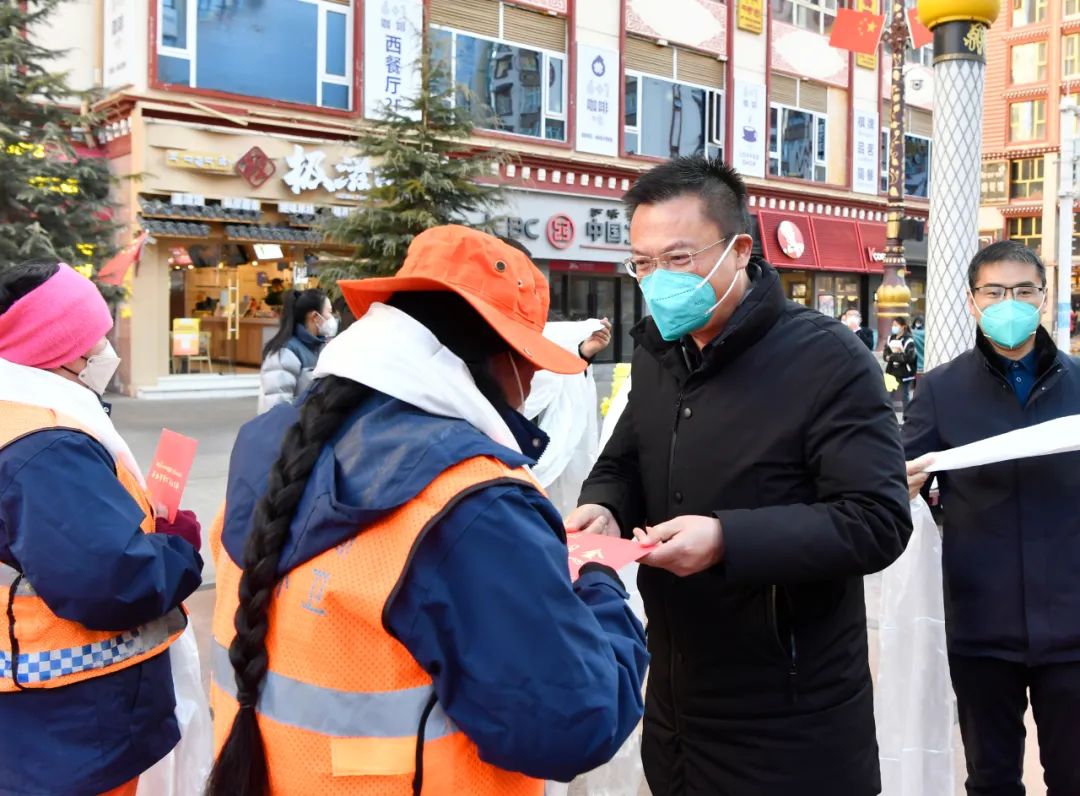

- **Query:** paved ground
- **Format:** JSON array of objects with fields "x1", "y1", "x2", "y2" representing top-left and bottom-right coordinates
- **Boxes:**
[{"x1": 113, "y1": 389, "x2": 1047, "y2": 796}]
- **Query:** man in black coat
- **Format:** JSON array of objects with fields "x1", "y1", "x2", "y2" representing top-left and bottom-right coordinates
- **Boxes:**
[
  {"x1": 905, "y1": 241, "x2": 1080, "y2": 796},
  {"x1": 567, "y1": 156, "x2": 912, "y2": 795}
]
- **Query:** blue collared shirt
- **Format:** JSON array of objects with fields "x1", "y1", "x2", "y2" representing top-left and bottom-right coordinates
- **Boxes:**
[{"x1": 1000, "y1": 349, "x2": 1039, "y2": 405}]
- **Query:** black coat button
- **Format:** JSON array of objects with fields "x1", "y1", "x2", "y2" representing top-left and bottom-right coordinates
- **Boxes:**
[
  {"x1": 682, "y1": 407, "x2": 692, "y2": 419},
  {"x1": 674, "y1": 491, "x2": 684, "y2": 504}
]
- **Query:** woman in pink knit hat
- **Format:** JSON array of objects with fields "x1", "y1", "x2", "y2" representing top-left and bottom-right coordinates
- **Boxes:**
[{"x1": 0, "y1": 261, "x2": 203, "y2": 796}]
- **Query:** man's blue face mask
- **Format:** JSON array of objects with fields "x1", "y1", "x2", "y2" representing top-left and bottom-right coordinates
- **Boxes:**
[{"x1": 639, "y1": 236, "x2": 742, "y2": 342}]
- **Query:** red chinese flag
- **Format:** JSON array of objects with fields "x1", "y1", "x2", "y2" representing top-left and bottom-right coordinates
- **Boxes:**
[
  {"x1": 146, "y1": 429, "x2": 199, "y2": 522},
  {"x1": 97, "y1": 232, "x2": 148, "y2": 286},
  {"x1": 829, "y1": 8, "x2": 886, "y2": 56},
  {"x1": 907, "y1": 8, "x2": 933, "y2": 49}
]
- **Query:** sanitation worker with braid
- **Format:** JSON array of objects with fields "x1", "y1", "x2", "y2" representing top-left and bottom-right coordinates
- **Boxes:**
[{"x1": 205, "y1": 226, "x2": 649, "y2": 796}]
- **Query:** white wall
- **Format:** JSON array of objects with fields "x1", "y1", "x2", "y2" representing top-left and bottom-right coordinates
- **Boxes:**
[{"x1": 33, "y1": 0, "x2": 99, "y2": 92}]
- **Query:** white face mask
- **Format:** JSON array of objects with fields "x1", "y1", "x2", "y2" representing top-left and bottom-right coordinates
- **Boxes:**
[
  {"x1": 318, "y1": 313, "x2": 339, "y2": 338},
  {"x1": 68, "y1": 342, "x2": 121, "y2": 396}
]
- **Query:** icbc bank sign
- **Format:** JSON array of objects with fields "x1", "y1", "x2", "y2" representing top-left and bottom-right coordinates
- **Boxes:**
[{"x1": 472, "y1": 194, "x2": 631, "y2": 263}]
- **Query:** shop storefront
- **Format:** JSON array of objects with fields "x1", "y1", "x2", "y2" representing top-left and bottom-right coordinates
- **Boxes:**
[
  {"x1": 115, "y1": 119, "x2": 364, "y2": 395},
  {"x1": 756, "y1": 211, "x2": 884, "y2": 322},
  {"x1": 472, "y1": 190, "x2": 643, "y2": 363}
]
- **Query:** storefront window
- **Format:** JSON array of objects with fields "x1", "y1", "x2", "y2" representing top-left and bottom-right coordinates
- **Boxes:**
[
  {"x1": 429, "y1": 27, "x2": 567, "y2": 142},
  {"x1": 780, "y1": 270, "x2": 811, "y2": 306},
  {"x1": 769, "y1": 0, "x2": 839, "y2": 35},
  {"x1": 769, "y1": 105, "x2": 827, "y2": 182},
  {"x1": 1009, "y1": 157, "x2": 1044, "y2": 199},
  {"x1": 624, "y1": 74, "x2": 724, "y2": 160},
  {"x1": 878, "y1": 130, "x2": 933, "y2": 197},
  {"x1": 1007, "y1": 216, "x2": 1043, "y2": 254},
  {"x1": 156, "y1": 0, "x2": 353, "y2": 109},
  {"x1": 814, "y1": 274, "x2": 860, "y2": 319},
  {"x1": 547, "y1": 271, "x2": 641, "y2": 362}
]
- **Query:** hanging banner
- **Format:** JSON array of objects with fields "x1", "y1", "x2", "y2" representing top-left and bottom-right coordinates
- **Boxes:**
[
  {"x1": 852, "y1": 110, "x2": 880, "y2": 195},
  {"x1": 731, "y1": 81, "x2": 767, "y2": 178},
  {"x1": 364, "y1": 0, "x2": 424, "y2": 120},
  {"x1": 103, "y1": 0, "x2": 138, "y2": 88},
  {"x1": 575, "y1": 44, "x2": 620, "y2": 158}
]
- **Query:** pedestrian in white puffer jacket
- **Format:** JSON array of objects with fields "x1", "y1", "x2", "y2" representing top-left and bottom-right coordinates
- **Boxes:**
[{"x1": 257, "y1": 288, "x2": 337, "y2": 414}]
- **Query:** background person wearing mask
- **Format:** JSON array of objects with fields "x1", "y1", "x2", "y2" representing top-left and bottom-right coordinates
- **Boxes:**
[
  {"x1": 905, "y1": 241, "x2": 1080, "y2": 796},
  {"x1": 843, "y1": 308, "x2": 875, "y2": 350},
  {"x1": 0, "y1": 261, "x2": 203, "y2": 796},
  {"x1": 206, "y1": 227, "x2": 648, "y2": 796},
  {"x1": 884, "y1": 316, "x2": 917, "y2": 411},
  {"x1": 566, "y1": 156, "x2": 911, "y2": 796},
  {"x1": 911, "y1": 315, "x2": 926, "y2": 383},
  {"x1": 257, "y1": 288, "x2": 336, "y2": 414}
]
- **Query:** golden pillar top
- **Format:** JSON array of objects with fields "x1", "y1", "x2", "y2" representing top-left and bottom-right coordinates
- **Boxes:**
[{"x1": 917, "y1": 0, "x2": 999, "y2": 29}]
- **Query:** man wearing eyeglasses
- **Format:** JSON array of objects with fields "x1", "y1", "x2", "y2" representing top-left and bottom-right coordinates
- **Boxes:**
[
  {"x1": 904, "y1": 241, "x2": 1080, "y2": 796},
  {"x1": 566, "y1": 155, "x2": 911, "y2": 796}
]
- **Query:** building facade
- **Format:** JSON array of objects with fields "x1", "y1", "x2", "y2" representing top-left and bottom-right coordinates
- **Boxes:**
[
  {"x1": 979, "y1": 0, "x2": 1080, "y2": 348},
  {"x1": 55, "y1": 0, "x2": 933, "y2": 395}
]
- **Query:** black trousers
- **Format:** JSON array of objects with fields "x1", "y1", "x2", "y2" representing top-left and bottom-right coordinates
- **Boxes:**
[{"x1": 949, "y1": 654, "x2": 1080, "y2": 796}]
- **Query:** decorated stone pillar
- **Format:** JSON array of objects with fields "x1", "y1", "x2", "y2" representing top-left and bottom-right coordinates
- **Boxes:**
[{"x1": 917, "y1": 0, "x2": 1000, "y2": 369}]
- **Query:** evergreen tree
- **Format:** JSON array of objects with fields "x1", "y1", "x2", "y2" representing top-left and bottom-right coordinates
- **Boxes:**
[
  {"x1": 321, "y1": 51, "x2": 507, "y2": 284},
  {"x1": 0, "y1": 0, "x2": 119, "y2": 299}
]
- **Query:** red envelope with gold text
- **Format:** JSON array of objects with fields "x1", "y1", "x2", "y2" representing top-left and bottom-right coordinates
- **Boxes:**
[{"x1": 567, "y1": 532, "x2": 653, "y2": 580}]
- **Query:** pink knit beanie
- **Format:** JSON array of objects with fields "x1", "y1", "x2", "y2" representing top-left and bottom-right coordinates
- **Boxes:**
[{"x1": 0, "y1": 263, "x2": 114, "y2": 369}]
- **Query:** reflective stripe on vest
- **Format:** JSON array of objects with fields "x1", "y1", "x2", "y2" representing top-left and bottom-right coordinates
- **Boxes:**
[
  {"x1": 210, "y1": 641, "x2": 456, "y2": 739},
  {"x1": 1, "y1": 608, "x2": 186, "y2": 687}
]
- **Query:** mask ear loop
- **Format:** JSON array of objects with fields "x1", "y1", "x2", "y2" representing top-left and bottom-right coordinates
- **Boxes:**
[
  {"x1": 698, "y1": 235, "x2": 744, "y2": 314},
  {"x1": 508, "y1": 352, "x2": 526, "y2": 410}
]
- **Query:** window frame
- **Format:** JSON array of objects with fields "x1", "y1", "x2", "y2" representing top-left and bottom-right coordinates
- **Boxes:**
[
  {"x1": 1009, "y1": 157, "x2": 1045, "y2": 199},
  {"x1": 1010, "y1": 40, "x2": 1047, "y2": 84},
  {"x1": 878, "y1": 128, "x2": 934, "y2": 198},
  {"x1": 770, "y1": 0, "x2": 840, "y2": 36},
  {"x1": 1065, "y1": 34, "x2": 1080, "y2": 79},
  {"x1": 1068, "y1": 0, "x2": 1080, "y2": 18},
  {"x1": 623, "y1": 70, "x2": 725, "y2": 162},
  {"x1": 152, "y1": 0, "x2": 358, "y2": 113},
  {"x1": 1010, "y1": 0, "x2": 1047, "y2": 27},
  {"x1": 429, "y1": 23, "x2": 568, "y2": 144},
  {"x1": 1009, "y1": 99, "x2": 1047, "y2": 142},
  {"x1": 1006, "y1": 215, "x2": 1043, "y2": 251},
  {"x1": 768, "y1": 101, "x2": 829, "y2": 184}
]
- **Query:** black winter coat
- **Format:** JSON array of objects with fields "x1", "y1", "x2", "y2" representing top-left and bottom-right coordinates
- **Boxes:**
[
  {"x1": 903, "y1": 328, "x2": 1080, "y2": 664},
  {"x1": 883, "y1": 332, "x2": 917, "y2": 382},
  {"x1": 579, "y1": 260, "x2": 912, "y2": 796}
]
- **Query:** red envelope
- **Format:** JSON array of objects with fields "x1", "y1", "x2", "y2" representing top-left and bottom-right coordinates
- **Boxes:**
[
  {"x1": 567, "y1": 532, "x2": 654, "y2": 581},
  {"x1": 146, "y1": 429, "x2": 199, "y2": 522}
]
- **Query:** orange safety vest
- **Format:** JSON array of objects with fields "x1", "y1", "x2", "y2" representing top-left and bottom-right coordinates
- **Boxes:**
[
  {"x1": 0, "y1": 401, "x2": 187, "y2": 693},
  {"x1": 211, "y1": 455, "x2": 546, "y2": 796}
]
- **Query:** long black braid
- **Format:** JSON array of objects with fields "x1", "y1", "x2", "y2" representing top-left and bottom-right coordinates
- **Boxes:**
[
  {"x1": 205, "y1": 375, "x2": 370, "y2": 796},
  {"x1": 205, "y1": 292, "x2": 514, "y2": 796}
]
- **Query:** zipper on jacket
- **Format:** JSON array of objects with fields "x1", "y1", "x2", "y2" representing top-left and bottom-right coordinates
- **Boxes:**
[{"x1": 768, "y1": 585, "x2": 799, "y2": 704}]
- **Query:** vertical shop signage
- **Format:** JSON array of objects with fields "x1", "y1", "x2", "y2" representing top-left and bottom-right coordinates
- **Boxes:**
[
  {"x1": 737, "y1": 0, "x2": 765, "y2": 34},
  {"x1": 852, "y1": 110, "x2": 880, "y2": 195},
  {"x1": 103, "y1": 0, "x2": 137, "y2": 88},
  {"x1": 364, "y1": 0, "x2": 424, "y2": 120},
  {"x1": 575, "y1": 44, "x2": 620, "y2": 157},
  {"x1": 732, "y1": 81, "x2": 767, "y2": 178}
]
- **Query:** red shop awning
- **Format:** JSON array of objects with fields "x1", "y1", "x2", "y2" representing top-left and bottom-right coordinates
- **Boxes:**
[
  {"x1": 810, "y1": 217, "x2": 866, "y2": 273},
  {"x1": 757, "y1": 212, "x2": 819, "y2": 270},
  {"x1": 856, "y1": 222, "x2": 887, "y2": 274}
]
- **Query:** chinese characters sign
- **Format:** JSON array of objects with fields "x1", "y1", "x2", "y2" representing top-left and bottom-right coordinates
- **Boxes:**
[
  {"x1": 166, "y1": 150, "x2": 234, "y2": 174},
  {"x1": 852, "y1": 110, "x2": 880, "y2": 195},
  {"x1": 575, "y1": 44, "x2": 620, "y2": 157},
  {"x1": 103, "y1": 0, "x2": 137, "y2": 88},
  {"x1": 282, "y1": 145, "x2": 383, "y2": 199},
  {"x1": 737, "y1": 0, "x2": 765, "y2": 34},
  {"x1": 364, "y1": 0, "x2": 423, "y2": 120},
  {"x1": 732, "y1": 81, "x2": 766, "y2": 179},
  {"x1": 980, "y1": 161, "x2": 1007, "y2": 204}
]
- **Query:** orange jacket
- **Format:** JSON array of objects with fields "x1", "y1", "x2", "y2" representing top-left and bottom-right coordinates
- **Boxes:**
[
  {"x1": 211, "y1": 455, "x2": 545, "y2": 795},
  {"x1": 0, "y1": 402, "x2": 186, "y2": 693}
]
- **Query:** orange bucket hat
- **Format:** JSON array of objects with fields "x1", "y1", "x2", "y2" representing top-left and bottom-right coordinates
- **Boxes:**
[{"x1": 339, "y1": 225, "x2": 586, "y2": 375}]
